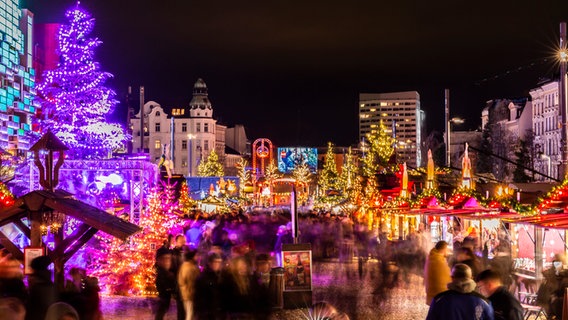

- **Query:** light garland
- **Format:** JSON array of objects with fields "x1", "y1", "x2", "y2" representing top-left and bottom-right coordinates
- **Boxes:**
[{"x1": 36, "y1": 3, "x2": 128, "y2": 159}]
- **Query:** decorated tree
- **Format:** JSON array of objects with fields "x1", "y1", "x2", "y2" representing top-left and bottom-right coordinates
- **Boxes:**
[
  {"x1": 235, "y1": 158, "x2": 251, "y2": 197},
  {"x1": 36, "y1": 4, "x2": 127, "y2": 159},
  {"x1": 292, "y1": 162, "x2": 313, "y2": 204},
  {"x1": 263, "y1": 160, "x2": 282, "y2": 185},
  {"x1": 197, "y1": 149, "x2": 224, "y2": 177},
  {"x1": 178, "y1": 181, "x2": 196, "y2": 217},
  {"x1": 367, "y1": 120, "x2": 396, "y2": 167},
  {"x1": 317, "y1": 142, "x2": 339, "y2": 195},
  {"x1": 0, "y1": 182, "x2": 15, "y2": 209},
  {"x1": 90, "y1": 182, "x2": 184, "y2": 295},
  {"x1": 338, "y1": 147, "x2": 361, "y2": 203}
]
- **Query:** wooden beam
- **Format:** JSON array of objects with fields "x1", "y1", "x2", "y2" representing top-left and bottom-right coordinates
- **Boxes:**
[
  {"x1": 63, "y1": 227, "x2": 97, "y2": 263},
  {"x1": 0, "y1": 230, "x2": 23, "y2": 261},
  {"x1": 12, "y1": 219, "x2": 31, "y2": 239},
  {"x1": 50, "y1": 223, "x2": 91, "y2": 258},
  {"x1": 0, "y1": 198, "x2": 25, "y2": 222}
]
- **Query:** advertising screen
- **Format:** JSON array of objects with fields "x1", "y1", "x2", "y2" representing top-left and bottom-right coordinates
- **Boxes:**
[{"x1": 277, "y1": 147, "x2": 318, "y2": 173}]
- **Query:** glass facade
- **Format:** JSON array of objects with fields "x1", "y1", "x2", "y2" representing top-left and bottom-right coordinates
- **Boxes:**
[{"x1": 0, "y1": 0, "x2": 38, "y2": 152}]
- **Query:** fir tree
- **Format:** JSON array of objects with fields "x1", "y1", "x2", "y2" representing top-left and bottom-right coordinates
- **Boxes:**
[
  {"x1": 338, "y1": 147, "x2": 361, "y2": 202},
  {"x1": 235, "y1": 158, "x2": 251, "y2": 197},
  {"x1": 292, "y1": 162, "x2": 313, "y2": 204},
  {"x1": 197, "y1": 149, "x2": 224, "y2": 177},
  {"x1": 318, "y1": 142, "x2": 339, "y2": 194},
  {"x1": 368, "y1": 120, "x2": 396, "y2": 166},
  {"x1": 36, "y1": 4, "x2": 127, "y2": 159}
]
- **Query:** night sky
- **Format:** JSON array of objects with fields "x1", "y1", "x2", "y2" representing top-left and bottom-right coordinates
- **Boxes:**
[{"x1": 21, "y1": 0, "x2": 568, "y2": 147}]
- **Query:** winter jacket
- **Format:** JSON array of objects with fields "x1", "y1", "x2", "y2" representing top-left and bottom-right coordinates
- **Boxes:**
[
  {"x1": 178, "y1": 260, "x2": 200, "y2": 301},
  {"x1": 426, "y1": 278, "x2": 494, "y2": 320},
  {"x1": 488, "y1": 286, "x2": 523, "y2": 320},
  {"x1": 424, "y1": 248, "x2": 452, "y2": 305}
]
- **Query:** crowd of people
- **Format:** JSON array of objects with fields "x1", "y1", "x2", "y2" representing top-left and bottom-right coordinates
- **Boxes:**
[{"x1": 0, "y1": 252, "x2": 102, "y2": 320}]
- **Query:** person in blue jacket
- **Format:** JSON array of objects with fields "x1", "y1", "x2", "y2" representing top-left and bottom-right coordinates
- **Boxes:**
[{"x1": 426, "y1": 263, "x2": 494, "y2": 320}]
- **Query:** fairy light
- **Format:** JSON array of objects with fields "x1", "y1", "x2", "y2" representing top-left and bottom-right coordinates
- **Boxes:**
[{"x1": 36, "y1": 4, "x2": 128, "y2": 159}]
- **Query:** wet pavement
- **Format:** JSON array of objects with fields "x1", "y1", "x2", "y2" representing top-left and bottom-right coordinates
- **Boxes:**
[{"x1": 101, "y1": 259, "x2": 429, "y2": 320}]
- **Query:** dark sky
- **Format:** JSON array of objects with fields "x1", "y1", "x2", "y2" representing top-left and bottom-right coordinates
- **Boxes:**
[{"x1": 22, "y1": 0, "x2": 568, "y2": 147}]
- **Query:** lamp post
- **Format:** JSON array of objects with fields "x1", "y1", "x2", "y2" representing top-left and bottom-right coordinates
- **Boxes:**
[{"x1": 560, "y1": 22, "x2": 568, "y2": 179}]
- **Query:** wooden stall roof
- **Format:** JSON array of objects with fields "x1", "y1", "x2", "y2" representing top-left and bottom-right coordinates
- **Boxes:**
[
  {"x1": 502, "y1": 213, "x2": 568, "y2": 226},
  {"x1": 0, "y1": 189, "x2": 141, "y2": 240}
]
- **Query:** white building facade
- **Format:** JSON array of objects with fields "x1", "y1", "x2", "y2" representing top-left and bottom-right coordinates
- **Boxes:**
[
  {"x1": 130, "y1": 79, "x2": 229, "y2": 177},
  {"x1": 529, "y1": 81, "x2": 561, "y2": 180},
  {"x1": 359, "y1": 91, "x2": 424, "y2": 167}
]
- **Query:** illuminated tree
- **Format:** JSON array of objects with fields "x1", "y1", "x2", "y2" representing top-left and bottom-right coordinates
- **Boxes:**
[
  {"x1": 197, "y1": 149, "x2": 224, "y2": 177},
  {"x1": 235, "y1": 158, "x2": 251, "y2": 197},
  {"x1": 367, "y1": 120, "x2": 396, "y2": 166},
  {"x1": 90, "y1": 182, "x2": 184, "y2": 295},
  {"x1": 338, "y1": 147, "x2": 361, "y2": 202},
  {"x1": 36, "y1": 4, "x2": 127, "y2": 159},
  {"x1": 362, "y1": 149, "x2": 377, "y2": 178},
  {"x1": 318, "y1": 142, "x2": 339, "y2": 195},
  {"x1": 292, "y1": 162, "x2": 312, "y2": 204},
  {"x1": 178, "y1": 182, "x2": 196, "y2": 217},
  {"x1": 264, "y1": 160, "x2": 282, "y2": 185}
]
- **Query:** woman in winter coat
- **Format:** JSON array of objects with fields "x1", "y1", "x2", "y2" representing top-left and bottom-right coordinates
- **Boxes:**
[{"x1": 424, "y1": 241, "x2": 452, "y2": 305}]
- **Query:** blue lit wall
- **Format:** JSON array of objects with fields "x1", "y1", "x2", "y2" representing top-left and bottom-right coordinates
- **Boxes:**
[{"x1": 0, "y1": 0, "x2": 38, "y2": 152}]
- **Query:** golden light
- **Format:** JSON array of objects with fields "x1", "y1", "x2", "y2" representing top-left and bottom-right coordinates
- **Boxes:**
[{"x1": 560, "y1": 49, "x2": 568, "y2": 62}]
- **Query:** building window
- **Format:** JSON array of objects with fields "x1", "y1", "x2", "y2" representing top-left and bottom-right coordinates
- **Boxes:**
[
  {"x1": 196, "y1": 123, "x2": 201, "y2": 132},
  {"x1": 182, "y1": 140, "x2": 187, "y2": 150},
  {"x1": 182, "y1": 123, "x2": 187, "y2": 132},
  {"x1": 155, "y1": 140, "x2": 161, "y2": 149},
  {"x1": 156, "y1": 111, "x2": 160, "y2": 116},
  {"x1": 204, "y1": 123, "x2": 209, "y2": 132},
  {"x1": 204, "y1": 140, "x2": 209, "y2": 151},
  {"x1": 181, "y1": 159, "x2": 188, "y2": 167},
  {"x1": 155, "y1": 123, "x2": 161, "y2": 132}
]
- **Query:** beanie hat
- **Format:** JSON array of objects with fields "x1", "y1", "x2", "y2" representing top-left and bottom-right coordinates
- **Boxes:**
[{"x1": 451, "y1": 263, "x2": 472, "y2": 280}]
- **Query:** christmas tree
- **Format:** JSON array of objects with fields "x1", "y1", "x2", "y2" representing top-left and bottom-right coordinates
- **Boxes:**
[
  {"x1": 263, "y1": 159, "x2": 282, "y2": 185},
  {"x1": 89, "y1": 182, "x2": 184, "y2": 295},
  {"x1": 197, "y1": 149, "x2": 224, "y2": 177},
  {"x1": 36, "y1": 3, "x2": 127, "y2": 159},
  {"x1": 0, "y1": 182, "x2": 15, "y2": 209},
  {"x1": 367, "y1": 120, "x2": 396, "y2": 166},
  {"x1": 317, "y1": 142, "x2": 339, "y2": 195},
  {"x1": 292, "y1": 162, "x2": 312, "y2": 204},
  {"x1": 338, "y1": 147, "x2": 361, "y2": 202},
  {"x1": 235, "y1": 158, "x2": 251, "y2": 197}
]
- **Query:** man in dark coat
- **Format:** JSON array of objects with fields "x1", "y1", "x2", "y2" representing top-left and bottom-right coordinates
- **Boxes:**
[
  {"x1": 194, "y1": 252, "x2": 224, "y2": 320},
  {"x1": 426, "y1": 263, "x2": 494, "y2": 320},
  {"x1": 476, "y1": 269, "x2": 523, "y2": 320},
  {"x1": 26, "y1": 255, "x2": 58, "y2": 320},
  {"x1": 155, "y1": 252, "x2": 176, "y2": 320}
]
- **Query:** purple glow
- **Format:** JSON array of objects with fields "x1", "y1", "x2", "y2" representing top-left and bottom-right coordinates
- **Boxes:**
[{"x1": 36, "y1": 4, "x2": 127, "y2": 159}]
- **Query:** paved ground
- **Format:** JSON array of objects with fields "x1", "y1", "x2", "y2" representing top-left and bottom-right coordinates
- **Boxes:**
[{"x1": 101, "y1": 260, "x2": 429, "y2": 320}]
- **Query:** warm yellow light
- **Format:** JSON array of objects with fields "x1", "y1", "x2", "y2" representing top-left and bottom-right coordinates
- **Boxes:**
[{"x1": 560, "y1": 49, "x2": 568, "y2": 62}]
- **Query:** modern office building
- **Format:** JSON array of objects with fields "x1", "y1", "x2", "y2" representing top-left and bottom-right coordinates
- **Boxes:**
[
  {"x1": 0, "y1": 1, "x2": 39, "y2": 154},
  {"x1": 359, "y1": 91, "x2": 424, "y2": 167},
  {"x1": 130, "y1": 79, "x2": 246, "y2": 177}
]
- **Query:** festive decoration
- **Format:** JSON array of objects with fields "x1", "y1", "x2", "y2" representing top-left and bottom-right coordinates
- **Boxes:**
[
  {"x1": 197, "y1": 149, "x2": 224, "y2": 177},
  {"x1": 318, "y1": 142, "x2": 339, "y2": 195},
  {"x1": 0, "y1": 182, "x2": 15, "y2": 209},
  {"x1": 367, "y1": 120, "x2": 396, "y2": 166},
  {"x1": 36, "y1": 3, "x2": 127, "y2": 159},
  {"x1": 235, "y1": 158, "x2": 251, "y2": 197},
  {"x1": 292, "y1": 162, "x2": 313, "y2": 204},
  {"x1": 263, "y1": 160, "x2": 282, "y2": 186},
  {"x1": 89, "y1": 181, "x2": 184, "y2": 295},
  {"x1": 461, "y1": 143, "x2": 473, "y2": 188}
]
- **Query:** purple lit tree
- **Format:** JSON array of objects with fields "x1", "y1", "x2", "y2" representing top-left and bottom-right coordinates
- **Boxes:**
[{"x1": 37, "y1": 3, "x2": 127, "y2": 159}]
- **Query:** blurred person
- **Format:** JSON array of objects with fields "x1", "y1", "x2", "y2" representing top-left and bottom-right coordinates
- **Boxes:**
[
  {"x1": 44, "y1": 302, "x2": 79, "y2": 320},
  {"x1": 310, "y1": 301, "x2": 338, "y2": 319},
  {"x1": 253, "y1": 253, "x2": 271, "y2": 288},
  {"x1": 0, "y1": 297, "x2": 25, "y2": 320},
  {"x1": 0, "y1": 255, "x2": 27, "y2": 304},
  {"x1": 424, "y1": 241, "x2": 452, "y2": 305},
  {"x1": 537, "y1": 253, "x2": 568, "y2": 319},
  {"x1": 426, "y1": 263, "x2": 493, "y2": 320},
  {"x1": 178, "y1": 249, "x2": 199, "y2": 320},
  {"x1": 476, "y1": 269, "x2": 523, "y2": 320},
  {"x1": 171, "y1": 234, "x2": 188, "y2": 320},
  {"x1": 185, "y1": 221, "x2": 203, "y2": 249},
  {"x1": 454, "y1": 247, "x2": 483, "y2": 279},
  {"x1": 155, "y1": 252, "x2": 176, "y2": 320},
  {"x1": 26, "y1": 255, "x2": 58, "y2": 320},
  {"x1": 221, "y1": 256, "x2": 261, "y2": 319},
  {"x1": 194, "y1": 252, "x2": 224, "y2": 320}
]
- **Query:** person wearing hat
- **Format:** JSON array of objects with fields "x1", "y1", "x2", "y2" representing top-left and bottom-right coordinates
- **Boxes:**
[
  {"x1": 426, "y1": 263, "x2": 494, "y2": 320},
  {"x1": 476, "y1": 269, "x2": 523, "y2": 320}
]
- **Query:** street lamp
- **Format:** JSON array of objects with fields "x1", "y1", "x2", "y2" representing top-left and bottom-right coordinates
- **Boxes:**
[{"x1": 559, "y1": 22, "x2": 567, "y2": 178}]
